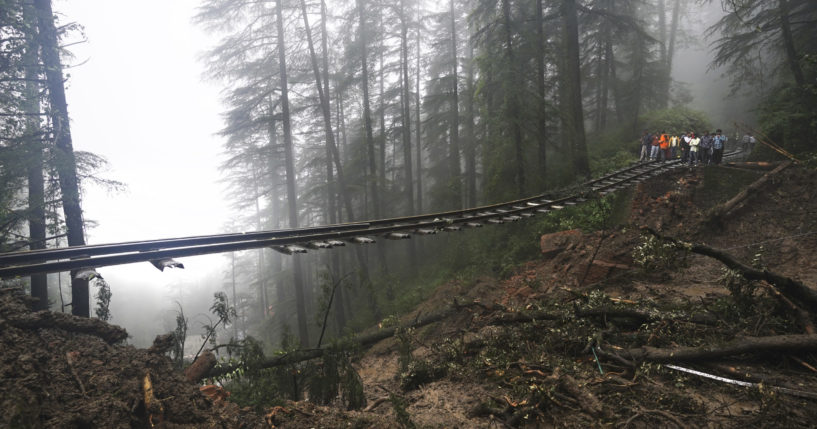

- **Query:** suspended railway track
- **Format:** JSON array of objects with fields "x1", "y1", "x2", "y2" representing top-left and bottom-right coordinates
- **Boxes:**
[{"x1": 0, "y1": 155, "x2": 737, "y2": 279}]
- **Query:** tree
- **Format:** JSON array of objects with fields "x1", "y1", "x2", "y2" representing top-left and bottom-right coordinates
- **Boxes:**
[
  {"x1": 709, "y1": 0, "x2": 817, "y2": 91},
  {"x1": 22, "y1": 0, "x2": 48, "y2": 310},
  {"x1": 560, "y1": 0, "x2": 590, "y2": 178},
  {"x1": 34, "y1": 0, "x2": 89, "y2": 317}
]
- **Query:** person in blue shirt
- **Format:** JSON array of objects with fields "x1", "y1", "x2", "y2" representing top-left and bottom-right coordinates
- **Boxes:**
[{"x1": 712, "y1": 129, "x2": 727, "y2": 165}]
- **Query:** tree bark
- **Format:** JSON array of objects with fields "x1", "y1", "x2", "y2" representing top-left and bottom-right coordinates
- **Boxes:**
[
  {"x1": 415, "y1": 2, "x2": 423, "y2": 214},
  {"x1": 560, "y1": 0, "x2": 590, "y2": 178},
  {"x1": 778, "y1": 0, "x2": 804, "y2": 86},
  {"x1": 276, "y1": 0, "x2": 309, "y2": 346},
  {"x1": 464, "y1": 21, "x2": 477, "y2": 208},
  {"x1": 399, "y1": 0, "x2": 415, "y2": 217},
  {"x1": 23, "y1": 1, "x2": 48, "y2": 311},
  {"x1": 657, "y1": 0, "x2": 668, "y2": 109},
  {"x1": 666, "y1": 0, "x2": 682, "y2": 101},
  {"x1": 448, "y1": 0, "x2": 463, "y2": 209},
  {"x1": 535, "y1": 0, "x2": 549, "y2": 182},
  {"x1": 621, "y1": 334, "x2": 817, "y2": 363},
  {"x1": 501, "y1": 0, "x2": 526, "y2": 196},
  {"x1": 358, "y1": 0, "x2": 381, "y2": 220},
  {"x1": 34, "y1": 0, "x2": 89, "y2": 317}
]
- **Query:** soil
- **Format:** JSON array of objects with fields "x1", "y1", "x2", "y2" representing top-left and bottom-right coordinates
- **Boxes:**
[{"x1": 3, "y1": 163, "x2": 817, "y2": 428}]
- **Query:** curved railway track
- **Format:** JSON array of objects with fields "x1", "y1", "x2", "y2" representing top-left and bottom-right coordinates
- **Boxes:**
[{"x1": 0, "y1": 154, "x2": 738, "y2": 279}]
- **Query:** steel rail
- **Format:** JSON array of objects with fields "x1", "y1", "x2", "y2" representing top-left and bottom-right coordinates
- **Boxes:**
[
  {"x1": 0, "y1": 155, "x2": 736, "y2": 279},
  {"x1": 0, "y1": 222, "x2": 372, "y2": 267}
]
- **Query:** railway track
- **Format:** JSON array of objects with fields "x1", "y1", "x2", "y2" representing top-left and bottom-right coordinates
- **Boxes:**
[{"x1": 0, "y1": 155, "x2": 736, "y2": 279}]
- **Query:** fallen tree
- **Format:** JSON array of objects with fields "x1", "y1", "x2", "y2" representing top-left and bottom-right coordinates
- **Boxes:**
[
  {"x1": 205, "y1": 306, "x2": 457, "y2": 379},
  {"x1": 606, "y1": 334, "x2": 817, "y2": 365},
  {"x1": 643, "y1": 227, "x2": 817, "y2": 313},
  {"x1": 708, "y1": 161, "x2": 792, "y2": 223}
]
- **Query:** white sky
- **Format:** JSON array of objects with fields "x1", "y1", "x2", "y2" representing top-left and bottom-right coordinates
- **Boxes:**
[{"x1": 56, "y1": 0, "x2": 232, "y2": 322}]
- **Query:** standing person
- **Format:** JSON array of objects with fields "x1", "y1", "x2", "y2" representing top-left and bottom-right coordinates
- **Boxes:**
[
  {"x1": 658, "y1": 131, "x2": 669, "y2": 161},
  {"x1": 712, "y1": 129, "x2": 726, "y2": 164},
  {"x1": 670, "y1": 133, "x2": 679, "y2": 159},
  {"x1": 688, "y1": 132, "x2": 700, "y2": 166},
  {"x1": 681, "y1": 132, "x2": 691, "y2": 162},
  {"x1": 741, "y1": 133, "x2": 751, "y2": 152},
  {"x1": 639, "y1": 130, "x2": 651, "y2": 162},
  {"x1": 700, "y1": 131, "x2": 712, "y2": 165},
  {"x1": 650, "y1": 131, "x2": 661, "y2": 161}
]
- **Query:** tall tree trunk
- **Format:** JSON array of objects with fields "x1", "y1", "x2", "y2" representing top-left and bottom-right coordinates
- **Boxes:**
[
  {"x1": 630, "y1": 33, "x2": 645, "y2": 134},
  {"x1": 399, "y1": 0, "x2": 418, "y2": 270},
  {"x1": 358, "y1": 0, "x2": 380, "y2": 220},
  {"x1": 560, "y1": 0, "x2": 590, "y2": 178},
  {"x1": 302, "y1": 0, "x2": 356, "y2": 223},
  {"x1": 276, "y1": 0, "x2": 309, "y2": 346},
  {"x1": 535, "y1": 0, "x2": 548, "y2": 183},
  {"x1": 399, "y1": 0, "x2": 415, "y2": 217},
  {"x1": 34, "y1": 0, "x2": 89, "y2": 317},
  {"x1": 598, "y1": 33, "x2": 610, "y2": 131},
  {"x1": 666, "y1": 0, "x2": 681, "y2": 102},
  {"x1": 778, "y1": 0, "x2": 804, "y2": 86},
  {"x1": 464, "y1": 21, "x2": 477, "y2": 208},
  {"x1": 607, "y1": 33, "x2": 623, "y2": 124},
  {"x1": 448, "y1": 0, "x2": 462, "y2": 209},
  {"x1": 415, "y1": 0, "x2": 423, "y2": 214},
  {"x1": 23, "y1": 1, "x2": 48, "y2": 311},
  {"x1": 251, "y1": 162, "x2": 268, "y2": 318},
  {"x1": 268, "y1": 112, "x2": 286, "y2": 317},
  {"x1": 657, "y1": 0, "x2": 668, "y2": 108},
  {"x1": 501, "y1": 0, "x2": 526, "y2": 195}
]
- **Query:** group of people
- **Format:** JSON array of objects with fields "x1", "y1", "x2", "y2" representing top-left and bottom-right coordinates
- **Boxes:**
[{"x1": 638, "y1": 129, "x2": 729, "y2": 166}]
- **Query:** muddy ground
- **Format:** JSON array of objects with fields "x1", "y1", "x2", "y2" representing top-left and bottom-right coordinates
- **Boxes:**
[{"x1": 2, "y1": 162, "x2": 817, "y2": 428}]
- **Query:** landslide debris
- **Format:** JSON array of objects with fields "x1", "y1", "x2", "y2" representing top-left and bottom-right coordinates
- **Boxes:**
[{"x1": 0, "y1": 290, "x2": 265, "y2": 428}]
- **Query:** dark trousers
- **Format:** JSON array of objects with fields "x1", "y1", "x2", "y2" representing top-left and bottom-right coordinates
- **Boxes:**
[{"x1": 713, "y1": 148, "x2": 723, "y2": 164}]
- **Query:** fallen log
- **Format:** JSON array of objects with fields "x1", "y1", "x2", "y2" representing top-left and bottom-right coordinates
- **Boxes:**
[
  {"x1": 621, "y1": 334, "x2": 817, "y2": 363},
  {"x1": 708, "y1": 160, "x2": 792, "y2": 222},
  {"x1": 487, "y1": 306, "x2": 717, "y2": 327},
  {"x1": 644, "y1": 227, "x2": 817, "y2": 313},
  {"x1": 5, "y1": 310, "x2": 128, "y2": 344},
  {"x1": 205, "y1": 306, "x2": 457, "y2": 379},
  {"x1": 721, "y1": 161, "x2": 784, "y2": 171}
]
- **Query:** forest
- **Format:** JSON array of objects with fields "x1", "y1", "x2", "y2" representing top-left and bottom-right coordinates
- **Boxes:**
[{"x1": 2, "y1": 0, "x2": 817, "y2": 426}]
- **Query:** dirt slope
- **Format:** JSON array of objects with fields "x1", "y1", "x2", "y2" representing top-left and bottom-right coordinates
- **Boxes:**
[
  {"x1": 3, "y1": 163, "x2": 817, "y2": 428},
  {"x1": 272, "y1": 163, "x2": 817, "y2": 428}
]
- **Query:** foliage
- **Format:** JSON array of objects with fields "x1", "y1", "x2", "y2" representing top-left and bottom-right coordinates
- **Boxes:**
[
  {"x1": 194, "y1": 292, "x2": 237, "y2": 361},
  {"x1": 757, "y1": 83, "x2": 817, "y2": 155},
  {"x1": 93, "y1": 278, "x2": 112, "y2": 322},
  {"x1": 389, "y1": 393, "x2": 417, "y2": 429},
  {"x1": 632, "y1": 234, "x2": 688, "y2": 272},
  {"x1": 718, "y1": 267, "x2": 758, "y2": 313},
  {"x1": 638, "y1": 107, "x2": 712, "y2": 135},
  {"x1": 171, "y1": 302, "x2": 188, "y2": 370}
]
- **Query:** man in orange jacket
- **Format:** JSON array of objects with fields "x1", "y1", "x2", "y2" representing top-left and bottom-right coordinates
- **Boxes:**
[{"x1": 658, "y1": 131, "x2": 669, "y2": 161}]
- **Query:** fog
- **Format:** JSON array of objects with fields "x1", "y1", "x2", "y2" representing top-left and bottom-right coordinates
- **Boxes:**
[
  {"x1": 36, "y1": 0, "x2": 774, "y2": 346},
  {"x1": 58, "y1": 0, "x2": 232, "y2": 345}
]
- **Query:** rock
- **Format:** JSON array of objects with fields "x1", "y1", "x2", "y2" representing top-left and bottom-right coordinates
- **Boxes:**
[
  {"x1": 581, "y1": 259, "x2": 633, "y2": 285},
  {"x1": 540, "y1": 229, "x2": 582, "y2": 257}
]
